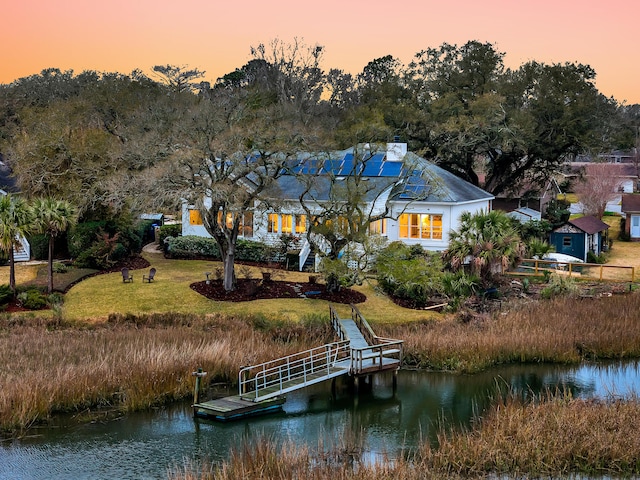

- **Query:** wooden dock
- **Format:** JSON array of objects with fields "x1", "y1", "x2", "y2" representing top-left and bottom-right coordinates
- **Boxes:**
[
  {"x1": 193, "y1": 304, "x2": 403, "y2": 421},
  {"x1": 193, "y1": 395, "x2": 285, "y2": 421}
]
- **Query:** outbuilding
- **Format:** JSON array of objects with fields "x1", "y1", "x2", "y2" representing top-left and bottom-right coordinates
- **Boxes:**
[{"x1": 549, "y1": 216, "x2": 610, "y2": 262}]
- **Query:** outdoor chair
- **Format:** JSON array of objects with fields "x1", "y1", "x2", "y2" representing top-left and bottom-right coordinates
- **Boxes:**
[
  {"x1": 122, "y1": 267, "x2": 133, "y2": 283},
  {"x1": 143, "y1": 267, "x2": 156, "y2": 283}
]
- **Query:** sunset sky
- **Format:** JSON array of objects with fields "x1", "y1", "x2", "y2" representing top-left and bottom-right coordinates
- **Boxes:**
[{"x1": 3, "y1": 0, "x2": 639, "y2": 103}]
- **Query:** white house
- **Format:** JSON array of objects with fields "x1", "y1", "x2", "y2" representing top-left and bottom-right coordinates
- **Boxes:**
[{"x1": 182, "y1": 143, "x2": 494, "y2": 266}]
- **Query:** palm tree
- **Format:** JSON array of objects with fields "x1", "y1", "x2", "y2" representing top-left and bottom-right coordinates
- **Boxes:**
[
  {"x1": 444, "y1": 209, "x2": 525, "y2": 280},
  {"x1": 0, "y1": 194, "x2": 33, "y2": 293},
  {"x1": 31, "y1": 198, "x2": 78, "y2": 293}
]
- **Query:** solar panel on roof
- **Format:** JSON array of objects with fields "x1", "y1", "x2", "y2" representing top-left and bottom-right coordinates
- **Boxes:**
[
  {"x1": 362, "y1": 159, "x2": 383, "y2": 176},
  {"x1": 379, "y1": 162, "x2": 403, "y2": 177}
]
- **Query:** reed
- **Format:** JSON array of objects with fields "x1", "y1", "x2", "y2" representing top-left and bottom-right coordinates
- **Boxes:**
[
  {"x1": 376, "y1": 292, "x2": 640, "y2": 372},
  {"x1": 0, "y1": 312, "x2": 331, "y2": 434}
]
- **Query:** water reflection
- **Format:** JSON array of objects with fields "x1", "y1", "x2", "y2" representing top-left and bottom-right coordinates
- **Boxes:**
[{"x1": 1, "y1": 360, "x2": 639, "y2": 480}]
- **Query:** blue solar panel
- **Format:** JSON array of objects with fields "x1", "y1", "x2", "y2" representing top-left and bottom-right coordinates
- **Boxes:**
[
  {"x1": 362, "y1": 159, "x2": 383, "y2": 176},
  {"x1": 379, "y1": 161, "x2": 403, "y2": 177}
]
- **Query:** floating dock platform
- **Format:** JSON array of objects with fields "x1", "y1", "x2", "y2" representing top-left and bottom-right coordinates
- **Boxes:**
[{"x1": 193, "y1": 395, "x2": 286, "y2": 421}]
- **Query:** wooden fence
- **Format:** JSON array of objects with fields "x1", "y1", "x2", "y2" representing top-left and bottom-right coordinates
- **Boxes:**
[{"x1": 510, "y1": 259, "x2": 636, "y2": 283}]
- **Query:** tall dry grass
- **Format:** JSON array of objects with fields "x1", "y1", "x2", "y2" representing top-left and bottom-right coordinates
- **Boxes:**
[
  {"x1": 169, "y1": 394, "x2": 640, "y2": 479},
  {"x1": 0, "y1": 313, "x2": 332, "y2": 434},
  {"x1": 377, "y1": 292, "x2": 640, "y2": 372}
]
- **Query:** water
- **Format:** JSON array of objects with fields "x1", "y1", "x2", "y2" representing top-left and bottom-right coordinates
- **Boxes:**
[{"x1": 2, "y1": 360, "x2": 639, "y2": 480}]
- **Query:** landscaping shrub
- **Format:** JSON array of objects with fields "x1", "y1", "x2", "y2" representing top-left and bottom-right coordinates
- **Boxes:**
[
  {"x1": 587, "y1": 251, "x2": 607, "y2": 264},
  {"x1": 319, "y1": 257, "x2": 353, "y2": 293},
  {"x1": 165, "y1": 235, "x2": 220, "y2": 259},
  {"x1": 158, "y1": 224, "x2": 182, "y2": 253},
  {"x1": 52, "y1": 262, "x2": 68, "y2": 274},
  {"x1": 17, "y1": 289, "x2": 47, "y2": 310},
  {"x1": 376, "y1": 242, "x2": 445, "y2": 307}
]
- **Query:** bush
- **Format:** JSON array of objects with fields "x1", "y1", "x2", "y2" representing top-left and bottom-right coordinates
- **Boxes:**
[
  {"x1": 165, "y1": 235, "x2": 220, "y2": 259},
  {"x1": 52, "y1": 262, "x2": 68, "y2": 274},
  {"x1": 540, "y1": 274, "x2": 579, "y2": 299},
  {"x1": 376, "y1": 242, "x2": 445, "y2": 307},
  {"x1": 158, "y1": 224, "x2": 182, "y2": 253},
  {"x1": 587, "y1": 251, "x2": 607, "y2": 264},
  {"x1": 17, "y1": 289, "x2": 47, "y2": 310},
  {"x1": 319, "y1": 257, "x2": 353, "y2": 293}
]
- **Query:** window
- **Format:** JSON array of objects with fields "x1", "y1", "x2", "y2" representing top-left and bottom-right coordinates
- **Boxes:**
[
  {"x1": 369, "y1": 219, "x2": 387, "y2": 235},
  {"x1": 563, "y1": 236, "x2": 572, "y2": 247},
  {"x1": 281, "y1": 215, "x2": 293, "y2": 234},
  {"x1": 242, "y1": 212, "x2": 253, "y2": 238},
  {"x1": 267, "y1": 213, "x2": 279, "y2": 233},
  {"x1": 295, "y1": 215, "x2": 307, "y2": 234},
  {"x1": 399, "y1": 213, "x2": 443, "y2": 240},
  {"x1": 189, "y1": 209, "x2": 203, "y2": 225}
]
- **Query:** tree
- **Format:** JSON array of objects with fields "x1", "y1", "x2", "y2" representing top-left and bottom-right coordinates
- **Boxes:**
[
  {"x1": 444, "y1": 209, "x2": 525, "y2": 280},
  {"x1": 406, "y1": 41, "x2": 611, "y2": 196},
  {"x1": 32, "y1": 198, "x2": 78, "y2": 293},
  {"x1": 151, "y1": 65, "x2": 205, "y2": 93},
  {"x1": 574, "y1": 163, "x2": 622, "y2": 219},
  {"x1": 0, "y1": 194, "x2": 33, "y2": 293},
  {"x1": 157, "y1": 41, "x2": 328, "y2": 292}
]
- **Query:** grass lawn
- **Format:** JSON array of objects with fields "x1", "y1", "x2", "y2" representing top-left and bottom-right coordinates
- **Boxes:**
[{"x1": 60, "y1": 250, "x2": 441, "y2": 324}]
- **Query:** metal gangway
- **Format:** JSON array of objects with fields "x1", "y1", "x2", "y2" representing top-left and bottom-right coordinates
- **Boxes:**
[{"x1": 238, "y1": 304, "x2": 403, "y2": 402}]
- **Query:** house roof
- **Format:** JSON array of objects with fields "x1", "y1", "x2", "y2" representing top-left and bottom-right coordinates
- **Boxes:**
[
  {"x1": 568, "y1": 216, "x2": 610, "y2": 234},
  {"x1": 621, "y1": 194, "x2": 640, "y2": 213},
  {"x1": 566, "y1": 162, "x2": 639, "y2": 178},
  {"x1": 268, "y1": 148, "x2": 494, "y2": 205},
  {"x1": 506, "y1": 207, "x2": 542, "y2": 222}
]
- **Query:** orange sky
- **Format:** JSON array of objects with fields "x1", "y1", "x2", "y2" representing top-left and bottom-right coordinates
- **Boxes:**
[{"x1": 3, "y1": 0, "x2": 639, "y2": 103}]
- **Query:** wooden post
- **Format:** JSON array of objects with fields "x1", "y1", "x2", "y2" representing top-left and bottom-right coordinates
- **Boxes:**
[{"x1": 192, "y1": 368, "x2": 207, "y2": 405}]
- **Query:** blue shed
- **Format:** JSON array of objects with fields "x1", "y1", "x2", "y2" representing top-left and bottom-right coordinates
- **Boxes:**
[{"x1": 549, "y1": 216, "x2": 610, "y2": 262}]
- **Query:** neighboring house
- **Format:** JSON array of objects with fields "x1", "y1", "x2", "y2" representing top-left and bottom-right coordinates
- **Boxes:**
[
  {"x1": 621, "y1": 194, "x2": 640, "y2": 241},
  {"x1": 565, "y1": 162, "x2": 639, "y2": 194},
  {"x1": 492, "y1": 178, "x2": 562, "y2": 216},
  {"x1": 549, "y1": 216, "x2": 610, "y2": 262},
  {"x1": 0, "y1": 159, "x2": 30, "y2": 262},
  {"x1": 182, "y1": 143, "x2": 494, "y2": 263}
]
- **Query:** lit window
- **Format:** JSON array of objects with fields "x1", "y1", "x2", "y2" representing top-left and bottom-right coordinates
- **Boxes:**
[
  {"x1": 268, "y1": 214, "x2": 279, "y2": 233},
  {"x1": 399, "y1": 213, "x2": 443, "y2": 240},
  {"x1": 281, "y1": 215, "x2": 293, "y2": 234},
  {"x1": 295, "y1": 215, "x2": 307, "y2": 234},
  {"x1": 369, "y1": 219, "x2": 387, "y2": 235},
  {"x1": 189, "y1": 209, "x2": 203, "y2": 225}
]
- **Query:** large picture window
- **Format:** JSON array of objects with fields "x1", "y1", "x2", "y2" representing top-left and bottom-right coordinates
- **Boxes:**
[{"x1": 399, "y1": 213, "x2": 443, "y2": 240}]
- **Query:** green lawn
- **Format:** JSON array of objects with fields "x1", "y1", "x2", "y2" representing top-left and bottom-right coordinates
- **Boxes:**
[{"x1": 60, "y1": 250, "x2": 441, "y2": 324}]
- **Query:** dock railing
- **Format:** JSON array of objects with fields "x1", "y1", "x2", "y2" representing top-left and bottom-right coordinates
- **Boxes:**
[
  {"x1": 348, "y1": 304, "x2": 403, "y2": 374},
  {"x1": 238, "y1": 340, "x2": 351, "y2": 402},
  {"x1": 329, "y1": 304, "x2": 350, "y2": 341}
]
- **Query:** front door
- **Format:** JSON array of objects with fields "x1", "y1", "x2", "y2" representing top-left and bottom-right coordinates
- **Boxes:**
[{"x1": 632, "y1": 216, "x2": 640, "y2": 238}]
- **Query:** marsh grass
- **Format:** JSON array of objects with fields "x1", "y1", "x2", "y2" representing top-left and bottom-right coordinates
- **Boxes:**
[
  {"x1": 170, "y1": 393, "x2": 640, "y2": 479},
  {"x1": 377, "y1": 291, "x2": 640, "y2": 372},
  {"x1": 0, "y1": 313, "x2": 332, "y2": 434}
]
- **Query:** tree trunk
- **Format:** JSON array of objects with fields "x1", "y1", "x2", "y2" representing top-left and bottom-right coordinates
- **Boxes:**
[
  {"x1": 222, "y1": 248, "x2": 236, "y2": 292},
  {"x1": 8, "y1": 248, "x2": 16, "y2": 295},
  {"x1": 48, "y1": 236, "x2": 54, "y2": 294}
]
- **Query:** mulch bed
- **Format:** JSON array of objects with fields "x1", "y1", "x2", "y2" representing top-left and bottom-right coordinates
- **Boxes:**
[{"x1": 190, "y1": 278, "x2": 366, "y2": 304}]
